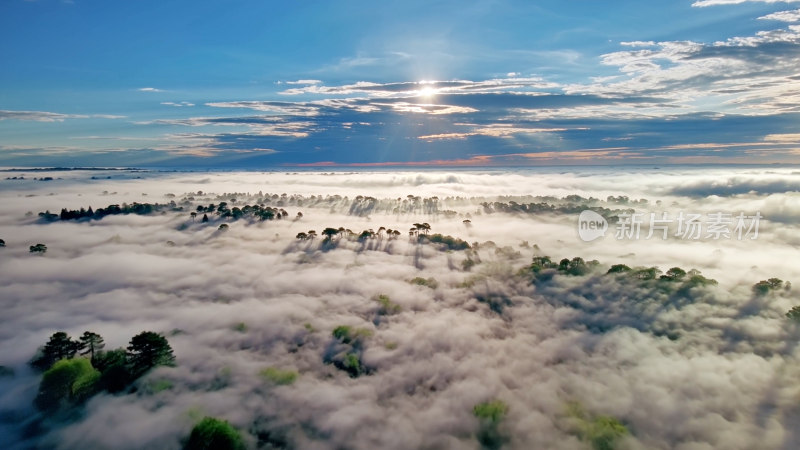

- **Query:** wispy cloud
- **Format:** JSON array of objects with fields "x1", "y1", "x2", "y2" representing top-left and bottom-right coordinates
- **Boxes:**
[
  {"x1": 279, "y1": 78, "x2": 559, "y2": 97},
  {"x1": 284, "y1": 79, "x2": 322, "y2": 85},
  {"x1": 205, "y1": 101, "x2": 321, "y2": 116},
  {"x1": 0, "y1": 110, "x2": 125, "y2": 122},
  {"x1": 138, "y1": 87, "x2": 164, "y2": 92},
  {"x1": 564, "y1": 23, "x2": 800, "y2": 117},
  {"x1": 763, "y1": 132, "x2": 800, "y2": 142},
  {"x1": 759, "y1": 9, "x2": 800, "y2": 21},
  {"x1": 161, "y1": 101, "x2": 195, "y2": 107},
  {"x1": 418, "y1": 126, "x2": 575, "y2": 141},
  {"x1": 142, "y1": 116, "x2": 313, "y2": 138},
  {"x1": 0, "y1": 110, "x2": 83, "y2": 122}
]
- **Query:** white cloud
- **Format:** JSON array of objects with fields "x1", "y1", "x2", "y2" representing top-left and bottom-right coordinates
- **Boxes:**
[
  {"x1": 161, "y1": 102, "x2": 195, "y2": 107},
  {"x1": 563, "y1": 23, "x2": 800, "y2": 117},
  {"x1": 278, "y1": 78, "x2": 558, "y2": 97},
  {"x1": 205, "y1": 101, "x2": 320, "y2": 117},
  {"x1": 285, "y1": 79, "x2": 322, "y2": 85},
  {"x1": 759, "y1": 8, "x2": 800, "y2": 21},
  {"x1": 138, "y1": 87, "x2": 164, "y2": 93},
  {"x1": 619, "y1": 41, "x2": 657, "y2": 47},
  {"x1": 418, "y1": 125, "x2": 574, "y2": 141}
]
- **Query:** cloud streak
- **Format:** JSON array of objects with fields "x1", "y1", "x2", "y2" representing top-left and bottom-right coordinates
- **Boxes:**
[{"x1": 0, "y1": 110, "x2": 125, "y2": 122}]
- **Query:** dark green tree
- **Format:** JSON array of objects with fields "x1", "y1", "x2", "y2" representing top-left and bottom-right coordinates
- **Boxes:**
[
  {"x1": 633, "y1": 267, "x2": 661, "y2": 280},
  {"x1": 606, "y1": 264, "x2": 631, "y2": 274},
  {"x1": 786, "y1": 306, "x2": 800, "y2": 322},
  {"x1": 661, "y1": 267, "x2": 687, "y2": 281},
  {"x1": 127, "y1": 331, "x2": 176, "y2": 376},
  {"x1": 201, "y1": 213, "x2": 209, "y2": 223},
  {"x1": 753, "y1": 278, "x2": 784, "y2": 295},
  {"x1": 322, "y1": 227, "x2": 339, "y2": 241},
  {"x1": 78, "y1": 331, "x2": 105, "y2": 362},
  {"x1": 29, "y1": 243, "x2": 47, "y2": 254},
  {"x1": 184, "y1": 417, "x2": 246, "y2": 450},
  {"x1": 31, "y1": 332, "x2": 80, "y2": 371},
  {"x1": 0, "y1": 238, "x2": 5, "y2": 247},
  {"x1": 94, "y1": 348, "x2": 132, "y2": 393}
]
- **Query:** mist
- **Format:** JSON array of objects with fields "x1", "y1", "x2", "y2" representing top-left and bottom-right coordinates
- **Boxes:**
[{"x1": 1, "y1": 167, "x2": 799, "y2": 449}]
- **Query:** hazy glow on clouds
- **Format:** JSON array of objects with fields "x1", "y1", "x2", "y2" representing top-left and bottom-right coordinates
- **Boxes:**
[{"x1": 1, "y1": 168, "x2": 800, "y2": 448}]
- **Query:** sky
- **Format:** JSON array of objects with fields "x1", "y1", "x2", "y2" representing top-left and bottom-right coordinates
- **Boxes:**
[{"x1": 1, "y1": 0, "x2": 800, "y2": 167}]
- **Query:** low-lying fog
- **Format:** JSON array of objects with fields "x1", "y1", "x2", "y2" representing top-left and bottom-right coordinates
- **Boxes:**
[{"x1": 1, "y1": 167, "x2": 799, "y2": 449}]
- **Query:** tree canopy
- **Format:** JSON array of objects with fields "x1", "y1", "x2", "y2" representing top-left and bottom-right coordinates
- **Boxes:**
[
  {"x1": 31, "y1": 331, "x2": 80, "y2": 371},
  {"x1": 127, "y1": 331, "x2": 176, "y2": 376},
  {"x1": 34, "y1": 358, "x2": 100, "y2": 412},
  {"x1": 184, "y1": 417, "x2": 246, "y2": 450},
  {"x1": 79, "y1": 331, "x2": 105, "y2": 361}
]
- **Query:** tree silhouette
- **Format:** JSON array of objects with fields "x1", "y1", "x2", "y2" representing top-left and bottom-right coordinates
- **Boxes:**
[
  {"x1": 201, "y1": 213, "x2": 209, "y2": 223},
  {"x1": 419, "y1": 222, "x2": 431, "y2": 235},
  {"x1": 322, "y1": 227, "x2": 339, "y2": 241},
  {"x1": 190, "y1": 212, "x2": 197, "y2": 221},
  {"x1": 412, "y1": 223, "x2": 431, "y2": 236},
  {"x1": 31, "y1": 332, "x2": 80, "y2": 370},
  {"x1": 78, "y1": 331, "x2": 105, "y2": 362},
  {"x1": 127, "y1": 331, "x2": 176, "y2": 376},
  {"x1": 29, "y1": 243, "x2": 47, "y2": 254},
  {"x1": 0, "y1": 238, "x2": 5, "y2": 247}
]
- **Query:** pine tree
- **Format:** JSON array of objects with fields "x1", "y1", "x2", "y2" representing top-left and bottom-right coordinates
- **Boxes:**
[
  {"x1": 127, "y1": 331, "x2": 176, "y2": 376},
  {"x1": 79, "y1": 331, "x2": 105, "y2": 361},
  {"x1": 31, "y1": 332, "x2": 80, "y2": 370}
]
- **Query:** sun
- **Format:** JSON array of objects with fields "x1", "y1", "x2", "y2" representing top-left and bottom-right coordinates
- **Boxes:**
[{"x1": 417, "y1": 82, "x2": 437, "y2": 99}]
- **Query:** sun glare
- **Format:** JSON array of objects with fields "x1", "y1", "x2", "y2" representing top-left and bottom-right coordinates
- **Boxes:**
[{"x1": 418, "y1": 83, "x2": 437, "y2": 98}]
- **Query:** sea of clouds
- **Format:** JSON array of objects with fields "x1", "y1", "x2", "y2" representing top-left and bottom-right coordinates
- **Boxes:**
[{"x1": 1, "y1": 166, "x2": 799, "y2": 449}]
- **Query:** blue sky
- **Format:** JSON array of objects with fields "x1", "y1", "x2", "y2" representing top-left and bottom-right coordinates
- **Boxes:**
[{"x1": 1, "y1": 0, "x2": 799, "y2": 167}]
